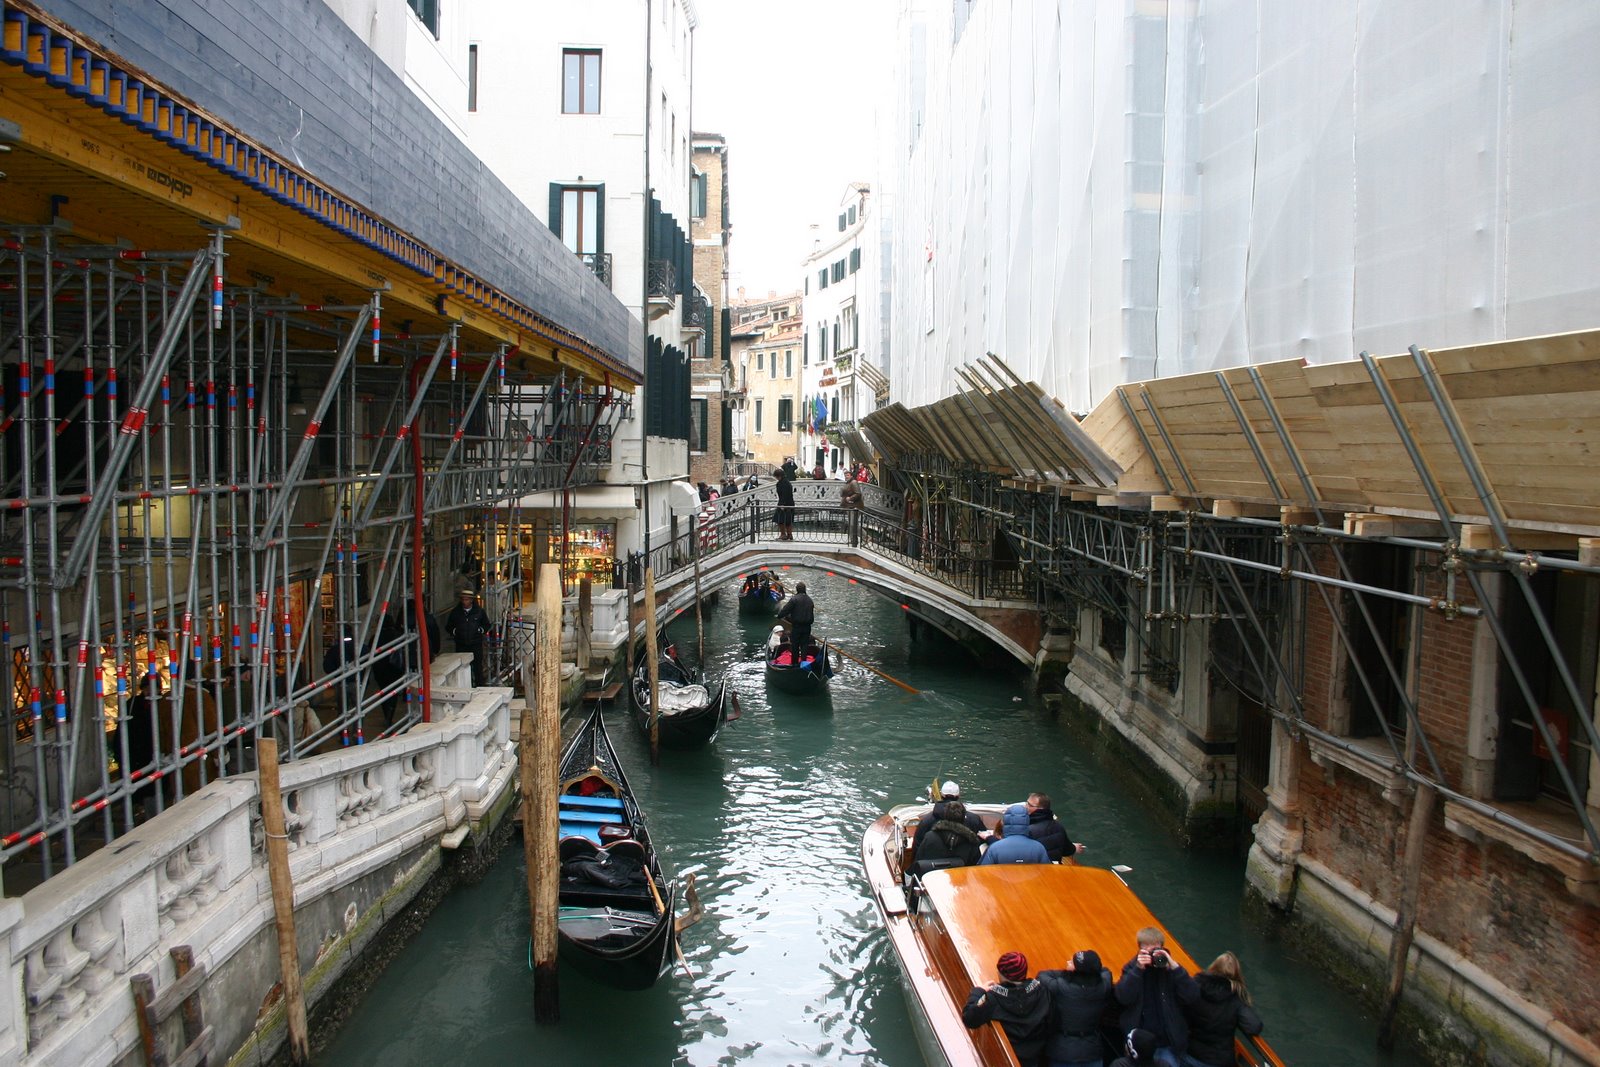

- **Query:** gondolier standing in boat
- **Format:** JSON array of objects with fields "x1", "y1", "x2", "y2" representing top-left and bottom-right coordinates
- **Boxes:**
[{"x1": 776, "y1": 581, "x2": 815, "y2": 647}]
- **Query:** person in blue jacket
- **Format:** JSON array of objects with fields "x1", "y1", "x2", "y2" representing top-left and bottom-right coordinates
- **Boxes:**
[{"x1": 981, "y1": 803, "x2": 1052, "y2": 865}]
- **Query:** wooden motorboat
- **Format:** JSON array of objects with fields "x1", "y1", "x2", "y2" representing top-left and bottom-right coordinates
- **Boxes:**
[
  {"x1": 556, "y1": 708, "x2": 678, "y2": 990},
  {"x1": 629, "y1": 651, "x2": 728, "y2": 749},
  {"x1": 738, "y1": 572, "x2": 785, "y2": 615},
  {"x1": 763, "y1": 624, "x2": 832, "y2": 695},
  {"x1": 862, "y1": 802, "x2": 1288, "y2": 1067}
]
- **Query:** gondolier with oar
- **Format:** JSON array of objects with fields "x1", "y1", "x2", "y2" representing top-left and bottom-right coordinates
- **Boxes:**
[{"x1": 776, "y1": 581, "x2": 815, "y2": 648}]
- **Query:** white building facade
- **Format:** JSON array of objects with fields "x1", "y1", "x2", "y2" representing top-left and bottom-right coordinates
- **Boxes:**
[
  {"x1": 334, "y1": 0, "x2": 703, "y2": 579},
  {"x1": 887, "y1": 0, "x2": 1600, "y2": 413},
  {"x1": 800, "y1": 184, "x2": 882, "y2": 476}
]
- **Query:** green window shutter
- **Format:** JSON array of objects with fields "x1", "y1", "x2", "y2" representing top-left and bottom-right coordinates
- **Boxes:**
[
  {"x1": 594, "y1": 183, "x2": 606, "y2": 257},
  {"x1": 548, "y1": 184, "x2": 562, "y2": 237}
]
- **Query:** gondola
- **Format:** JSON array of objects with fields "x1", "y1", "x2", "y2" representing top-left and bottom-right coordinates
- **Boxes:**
[
  {"x1": 763, "y1": 624, "x2": 833, "y2": 695},
  {"x1": 629, "y1": 649, "x2": 729, "y2": 748},
  {"x1": 556, "y1": 708, "x2": 678, "y2": 990},
  {"x1": 738, "y1": 572, "x2": 785, "y2": 615}
]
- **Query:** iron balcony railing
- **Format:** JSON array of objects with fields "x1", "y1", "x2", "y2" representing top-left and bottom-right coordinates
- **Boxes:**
[
  {"x1": 683, "y1": 291, "x2": 710, "y2": 332},
  {"x1": 646, "y1": 258, "x2": 677, "y2": 299},
  {"x1": 579, "y1": 251, "x2": 613, "y2": 290}
]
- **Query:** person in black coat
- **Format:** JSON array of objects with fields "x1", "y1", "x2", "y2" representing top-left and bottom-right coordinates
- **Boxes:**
[
  {"x1": 1037, "y1": 949, "x2": 1114, "y2": 1067},
  {"x1": 773, "y1": 468, "x2": 796, "y2": 540},
  {"x1": 909, "y1": 799, "x2": 983, "y2": 872},
  {"x1": 444, "y1": 588, "x2": 490, "y2": 685},
  {"x1": 907, "y1": 781, "x2": 989, "y2": 868},
  {"x1": 1114, "y1": 928, "x2": 1199, "y2": 1065},
  {"x1": 1110, "y1": 1029, "x2": 1158, "y2": 1067},
  {"x1": 1026, "y1": 793, "x2": 1085, "y2": 863},
  {"x1": 1182, "y1": 952, "x2": 1264, "y2": 1066},
  {"x1": 776, "y1": 580, "x2": 815, "y2": 647},
  {"x1": 963, "y1": 950, "x2": 1053, "y2": 1065}
]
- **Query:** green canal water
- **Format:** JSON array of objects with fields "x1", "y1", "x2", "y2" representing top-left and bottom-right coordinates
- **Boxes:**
[{"x1": 325, "y1": 568, "x2": 1406, "y2": 1066}]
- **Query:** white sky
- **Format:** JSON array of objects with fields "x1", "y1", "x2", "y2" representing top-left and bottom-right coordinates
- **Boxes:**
[{"x1": 691, "y1": 0, "x2": 895, "y2": 300}]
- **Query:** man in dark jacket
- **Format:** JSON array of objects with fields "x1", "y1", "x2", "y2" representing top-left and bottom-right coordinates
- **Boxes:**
[
  {"x1": 909, "y1": 799, "x2": 983, "y2": 872},
  {"x1": 444, "y1": 588, "x2": 490, "y2": 685},
  {"x1": 1037, "y1": 949, "x2": 1114, "y2": 1067},
  {"x1": 1026, "y1": 792, "x2": 1085, "y2": 862},
  {"x1": 907, "y1": 781, "x2": 989, "y2": 869},
  {"x1": 1114, "y1": 928, "x2": 1199, "y2": 1066},
  {"x1": 962, "y1": 950, "x2": 1052, "y2": 1064},
  {"x1": 776, "y1": 581, "x2": 815, "y2": 647}
]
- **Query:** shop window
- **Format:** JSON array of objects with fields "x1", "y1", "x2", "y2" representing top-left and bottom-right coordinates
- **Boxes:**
[{"x1": 548, "y1": 523, "x2": 616, "y2": 590}]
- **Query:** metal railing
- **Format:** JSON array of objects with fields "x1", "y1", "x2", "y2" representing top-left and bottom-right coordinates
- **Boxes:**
[
  {"x1": 578, "y1": 251, "x2": 613, "y2": 289},
  {"x1": 646, "y1": 258, "x2": 677, "y2": 300}
]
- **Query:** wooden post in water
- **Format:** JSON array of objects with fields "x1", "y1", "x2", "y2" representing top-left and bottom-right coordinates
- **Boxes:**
[
  {"x1": 257, "y1": 737, "x2": 310, "y2": 1065},
  {"x1": 525, "y1": 563, "x2": 563, "y2": 1021},
  {"x1": 576, "y1": 578, "x2": 593, "y2": 673},
  {"x1": 624, "y1": 562, "x2": 636, "y2": 686},
  {"x1": 644, "y1": 567, "x2": 661, "y2": 765},
  {"x1": 1378, "y1": 781, "x2": 1436, "y2": 1047}
]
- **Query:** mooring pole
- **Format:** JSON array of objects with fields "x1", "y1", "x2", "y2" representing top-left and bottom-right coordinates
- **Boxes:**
[
  {"x1": 576, "y1": 578, "x2": 593, "y2": 673},
  {"x1": 624, "y1": 558, "x2": 636, "y2": 685},
  {"x1": 1378, "y1": 781, "x2": 1436, "y2": 1047},
  {"x1": 526, "y1": 563, "x2": 562, "y2": 1021},
  {"x1": 257, "y1": 737, "x2": 310, "y2": 1064},
  {"x1": 693, "y1": 535, "x2": 706, "y2": 664},
  {"x1": 644, "y1": 567, "x2": 661, "y2": 765}
]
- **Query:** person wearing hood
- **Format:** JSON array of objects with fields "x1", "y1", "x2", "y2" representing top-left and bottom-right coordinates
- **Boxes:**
[
  {"x1": 1114, "y1": 927, "x2": 1200, "y2": 1066},
  {"x1": 907, "y1": 781, "x2": 989, "y2": 868},
  {"x1": 981, "y1": 803, "x2": 1051, "y2": 864},
  {"x1": 961, "y1": 950, "x2": 1053, "y2": 1065},
  {"x1": 1181, "y1": 952, "x2": 1263, "y2": 1067},
  {"x1": 909, "y1": 799, "x2": 983, "y2": 871},
  {"x1": 1025, "y1": 793, "x2": 1085, "y2": 863},
  {"x1": 1037, "y1": 949, "x2": 1114, "y2": 1067}
]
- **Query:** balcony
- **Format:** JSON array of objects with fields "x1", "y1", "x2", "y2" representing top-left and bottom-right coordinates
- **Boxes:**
[
  {"x1": 683, "y1": 290, "x2": 710, "y2": 335},
  {"x1": 646, "y1": 259, "x2": 677, "y2": 320},
  {"x1": 578, "y1": 251, "x2": 613, "y2": 290}
]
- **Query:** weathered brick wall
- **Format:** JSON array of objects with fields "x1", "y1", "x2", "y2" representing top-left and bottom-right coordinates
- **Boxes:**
[{"x1": 1292, "y1": 546, "x2": 1598, "y2": 1047}]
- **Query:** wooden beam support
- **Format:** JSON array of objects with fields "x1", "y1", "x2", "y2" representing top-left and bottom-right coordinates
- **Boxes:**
[
  {"x1": 1458, "y1": 525, "x2": 1579, "y2": 552},
  {"x1": 1150, "y1": 495, "x2": 1191, "y2": 512},
  {"x1": 1343, "y1": 513, "x2": 1446, "y2": 539},
  {"x1": 1280, "y1": 506, "x2": 1324, "y2": 527},
  {"x1": 1581, "y1": 539, "x2": 1600, "y2": 568},
  {"x1": 1213, "y1": 499, "x2": 1282, "y2": 519}
]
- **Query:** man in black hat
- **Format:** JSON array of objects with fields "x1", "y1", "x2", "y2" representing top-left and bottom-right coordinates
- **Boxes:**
[{"x1": 445, "y1": 587, "x2": 490, "y2": 685}]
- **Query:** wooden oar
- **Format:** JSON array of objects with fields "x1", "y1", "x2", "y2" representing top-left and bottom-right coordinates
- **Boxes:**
[{"x1": 830, "y1": 644, "x2": 920, "y2": 694}]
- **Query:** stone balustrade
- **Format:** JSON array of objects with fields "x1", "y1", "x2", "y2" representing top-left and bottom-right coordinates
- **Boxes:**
[{"x1": 0, "y1": 661, "x2": 514, "y2": 1067}]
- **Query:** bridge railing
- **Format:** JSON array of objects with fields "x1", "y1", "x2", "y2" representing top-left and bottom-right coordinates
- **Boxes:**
[{"x1": 623, "y1": 497, "x2": 1028, "y2": 604}]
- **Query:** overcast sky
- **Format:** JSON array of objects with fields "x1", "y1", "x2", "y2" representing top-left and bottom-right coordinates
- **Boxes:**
[{"x1": 691, "y1": 0, "x2": 896, "y2": 300}]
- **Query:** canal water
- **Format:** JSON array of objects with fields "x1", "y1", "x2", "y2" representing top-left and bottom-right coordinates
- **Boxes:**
[{"x1": 326, "y1": 568, "x2": 1406, "y2": 1067}]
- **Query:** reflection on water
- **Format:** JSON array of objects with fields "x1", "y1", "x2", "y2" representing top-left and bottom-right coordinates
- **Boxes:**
[{"x1": 326, "y1": 570, "x2": 1405, "y2": 1067}]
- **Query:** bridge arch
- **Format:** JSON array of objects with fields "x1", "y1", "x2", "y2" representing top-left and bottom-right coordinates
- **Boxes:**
[{"x1": 646, "y1": 542, "x2": 1039, "y2": 666}]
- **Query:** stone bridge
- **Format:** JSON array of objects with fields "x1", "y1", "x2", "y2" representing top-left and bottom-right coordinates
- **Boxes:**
[{"x1": 646, "y1": 529, "x2": 1044, "y2": 667}]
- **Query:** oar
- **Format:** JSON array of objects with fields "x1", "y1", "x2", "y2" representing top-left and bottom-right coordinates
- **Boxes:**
[{"x1": 829, "y1": 644, "x2": 921, "y2": 694}]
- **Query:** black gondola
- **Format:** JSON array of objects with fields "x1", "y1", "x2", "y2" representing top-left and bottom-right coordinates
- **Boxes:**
[
  {"x1": 763, "y1": 624, "x2": 833, "y2": 695},
  {"x1": 738, "y1": 572, "x2": 785, "y2": 616},
  {"x1": 556, "y1": 708, "x2": 678, "y2": 990},
  {"x1": 629, "y1": 649, "x2": 728, "y2": 748}
]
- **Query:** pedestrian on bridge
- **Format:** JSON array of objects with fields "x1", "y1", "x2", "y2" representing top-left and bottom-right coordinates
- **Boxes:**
[{"x1": 774, "y1": 468, "x2": 796, "y2": 540}]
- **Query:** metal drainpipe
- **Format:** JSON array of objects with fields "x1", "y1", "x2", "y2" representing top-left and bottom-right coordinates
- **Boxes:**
[{"x1": 409, "y1": 357, "x2": 433, "y2": 722}]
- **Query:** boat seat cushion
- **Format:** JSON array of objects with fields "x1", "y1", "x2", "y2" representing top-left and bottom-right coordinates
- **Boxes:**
[
  {"x1": 557, "y1": 809, "x2": 624, "y2": 826},
  {"x1": 558, "y1": 794, "x2": 626, "y2": 812},
  {"x1": 559, "y1": 836, "x2": 600, "y2": 862}
]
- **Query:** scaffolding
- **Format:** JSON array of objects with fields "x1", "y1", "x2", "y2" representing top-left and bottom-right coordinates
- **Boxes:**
[{"x1": 0, "y1": 227, "x2": 625, "y2": 883}]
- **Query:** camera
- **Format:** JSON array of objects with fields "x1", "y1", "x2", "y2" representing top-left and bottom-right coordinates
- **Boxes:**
[{"x1": 1149, "y1": 950, "x2": 1169, "y2": 968}]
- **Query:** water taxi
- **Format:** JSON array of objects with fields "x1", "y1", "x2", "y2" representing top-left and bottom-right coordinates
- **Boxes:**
[{"x1": 862, "y1": 802, "x2": 1286, "y2": 1066}]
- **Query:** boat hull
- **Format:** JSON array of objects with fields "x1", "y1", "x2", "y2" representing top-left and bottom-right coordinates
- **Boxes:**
[
  {"x1": 630, "y1": 677, "x2": 728, "y2": 748},
  {"x1": 763, "y1": 661, "x2": 830, "y2": 695},
  {"x1": 557, "y1": 881, "x2": 679, "y2": 991},
  {"x1": 738, "y1": 589, "x2": 782, "y2": 615}
]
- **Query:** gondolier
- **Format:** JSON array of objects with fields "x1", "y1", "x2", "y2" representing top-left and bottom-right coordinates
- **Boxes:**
[{"x1": 776, "y1": 581, "x2": 815, "y2": 647}]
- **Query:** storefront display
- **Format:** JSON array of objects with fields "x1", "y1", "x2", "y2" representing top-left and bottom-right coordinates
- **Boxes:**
[{"x1": 547, "y1": 522, "x2": 616, "y2": 589}]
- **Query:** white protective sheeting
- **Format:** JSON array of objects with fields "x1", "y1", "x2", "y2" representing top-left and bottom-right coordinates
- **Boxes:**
[
  {"x1": 657, "y1": 683, "x2": 712, "y2": 713},
  {"x1": 886, "y1": 0, "x2": 1600, "y2": 412}
]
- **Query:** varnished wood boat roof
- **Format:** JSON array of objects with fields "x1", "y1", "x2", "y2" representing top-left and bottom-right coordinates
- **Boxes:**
[{"x1": 921, "y1": 864, "x2": 1202, "y2": 983}]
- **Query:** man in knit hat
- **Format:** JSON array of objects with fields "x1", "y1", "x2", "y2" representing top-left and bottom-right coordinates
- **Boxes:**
[
  {"x1": 961, "y1": 950, "x2": 1052, "y2": 1064},
  {"x1": 1110, "y1": 1028, "x2": 1158, "y2": 1067}
]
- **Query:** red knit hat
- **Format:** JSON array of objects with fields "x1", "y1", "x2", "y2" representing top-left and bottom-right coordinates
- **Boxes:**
[{"x1": 997, "y1": 951, "x2": 1028, "y2": 980}]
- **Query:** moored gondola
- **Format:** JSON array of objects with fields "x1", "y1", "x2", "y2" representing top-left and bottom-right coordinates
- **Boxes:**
[
  {"x1": 763, "y1": 624, "x2": 832, "y2": 695},
  {"x1": 738, "y1": 571, "x2": 785, "y2": 615},
  {"x1": 629, "y1": 647, "x2": 729, "y2": 748},
  {"x1": 556, "y1": 708, "x2": 678, "y2": 990}
]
